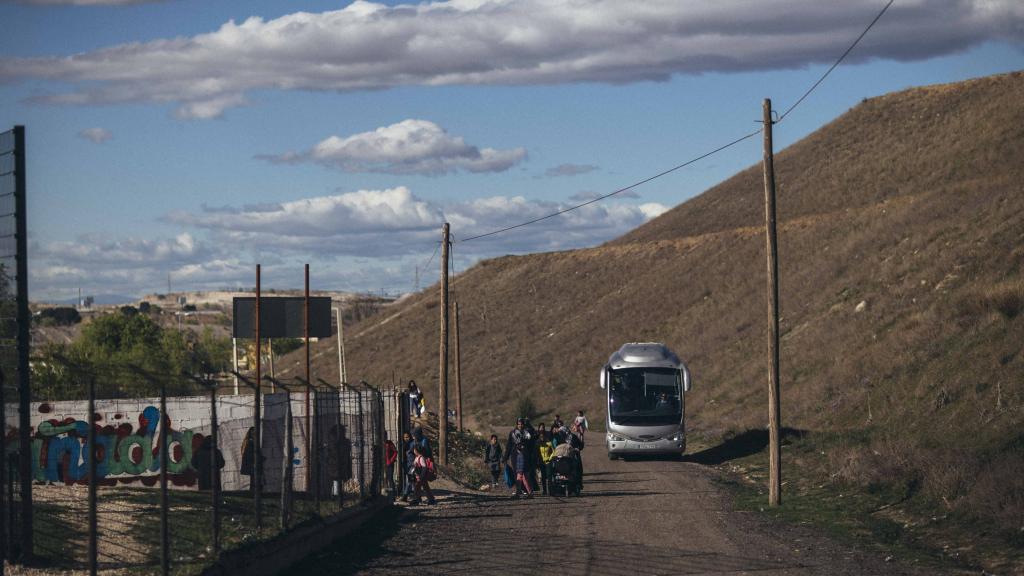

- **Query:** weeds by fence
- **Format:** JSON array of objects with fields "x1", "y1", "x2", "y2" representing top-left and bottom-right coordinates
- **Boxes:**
[{"x1": 2, "y1": 359, "x2": 406, "y2": 575}]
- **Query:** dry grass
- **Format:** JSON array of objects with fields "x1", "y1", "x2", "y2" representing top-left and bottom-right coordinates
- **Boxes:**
[{"x1": 283, "y1": 71, "x2": 1024, "y2": 569}]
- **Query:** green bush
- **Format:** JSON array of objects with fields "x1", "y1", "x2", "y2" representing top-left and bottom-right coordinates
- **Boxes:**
[{"x1": 514, "y1": 396, "x2": 539, "y2": 421}]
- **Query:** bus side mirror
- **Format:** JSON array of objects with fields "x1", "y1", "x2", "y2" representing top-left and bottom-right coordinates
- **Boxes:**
[
  {"x1": 682, "y1": 366, "x2": 692, "y2": 392},
  {"x1": 599, "y1": 368, "x2": 608, "y2": 390}
]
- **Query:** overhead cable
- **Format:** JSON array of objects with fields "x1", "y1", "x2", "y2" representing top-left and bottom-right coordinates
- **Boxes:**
[
  {"x1": 458, "y1": 129, "x2": 762, "y2": 243},
  {"x1": 778, "y1": 0, "x2": 895, "y2": 122}
]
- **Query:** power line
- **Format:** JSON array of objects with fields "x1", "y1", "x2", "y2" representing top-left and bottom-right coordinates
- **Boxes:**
[
  {"x1": 435, "y1": 1, "x2": 895, "y2": 247},
  {"x1": 459, "y1": 129, "x2": 762, "y2": 243},
  {"x1": 778, "y1": 0, "x2": 894, "y2": 122},
  {"x1": 422, "y1": 240, "x2": 441, "y2": 271}
]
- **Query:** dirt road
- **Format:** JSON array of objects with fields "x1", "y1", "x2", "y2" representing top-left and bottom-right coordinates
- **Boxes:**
[{"x1": 287, "y1": 454, "x2": 940, "y2": 575}]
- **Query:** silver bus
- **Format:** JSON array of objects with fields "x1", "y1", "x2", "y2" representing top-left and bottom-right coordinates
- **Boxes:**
[{"x1": 600, "y1": 343, "x2": 691, "y2": 459}]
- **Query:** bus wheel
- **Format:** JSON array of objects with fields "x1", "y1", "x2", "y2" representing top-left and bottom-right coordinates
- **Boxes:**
[{"x1": 607, "y1": 452, "x2": 617, "y2": 460}]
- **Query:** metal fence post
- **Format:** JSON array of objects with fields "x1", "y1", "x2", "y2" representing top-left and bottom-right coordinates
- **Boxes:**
[
  {"x1": 356, "y1": 388, "x2": 364, "y2": 501},
  {"x1": 294, "y1": 377, "x2": 319, "y2": 515},
  {"x1": 320, "y1": 380, "x2": 343, "y2": 511},
  {"x1": 269, "y1": 377, "x2": 293, "y2": 530},
  {"x1": 231, "y1": 371, "x2": 262, "y2": 533},
  {"x1": 209, "y1": 380, "x2": 221, "y2": 555},
  {"x1": 0, "y1": 368, "x2": 7, "y2": 568},
  {"x1": 160, "y1": 377, "x2": 170, "y2": 576},
  {"x1": 87, "y1": 375, "x2": 97, "y2": 576}
]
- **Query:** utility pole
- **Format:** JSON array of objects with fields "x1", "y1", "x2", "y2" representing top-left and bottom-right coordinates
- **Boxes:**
[
  {"x1": 304, "y1": 263, "x2": 311, "y2": 491},
  {"x1": 762, "y1": 98, "x2": 782, "y2": 507},
  {"x1": 454, "y1": 300, "x2": 463, "y2": 432},
  {"x1": 334, "y1": 307, "x2": 347, "y2": 383},
  {"x1": 438, "y1": 223, "x2": 450, "y2": 465}
]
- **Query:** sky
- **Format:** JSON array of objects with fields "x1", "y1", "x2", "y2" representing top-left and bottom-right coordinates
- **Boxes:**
[{"x1": 0, "y1": 0, "x2": 1021, "y2": 302}]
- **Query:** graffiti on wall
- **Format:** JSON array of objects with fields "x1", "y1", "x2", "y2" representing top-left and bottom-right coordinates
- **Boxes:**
[{"x1": 30, "y1": 403, "x2": 202, "y2": 487}]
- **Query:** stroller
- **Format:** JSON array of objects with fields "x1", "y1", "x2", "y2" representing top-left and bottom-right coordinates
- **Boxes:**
[{"x1": 549, "y1": 450, "x2": 583, "y2": 497}]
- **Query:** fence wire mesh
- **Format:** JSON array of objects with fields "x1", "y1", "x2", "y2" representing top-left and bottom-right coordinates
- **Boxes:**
[{"x1": 14, "y1": 358, "x2": 397, "y2": 575}]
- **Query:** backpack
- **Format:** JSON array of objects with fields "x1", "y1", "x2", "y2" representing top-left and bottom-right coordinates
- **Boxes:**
[{"x1": 423, "y1": 457, "x2": 437, "y2": 482}]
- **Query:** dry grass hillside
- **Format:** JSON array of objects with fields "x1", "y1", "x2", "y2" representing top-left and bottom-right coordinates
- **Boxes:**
[{"x1": 291, "y1": 71, "x2": 1024, "y2": 559}]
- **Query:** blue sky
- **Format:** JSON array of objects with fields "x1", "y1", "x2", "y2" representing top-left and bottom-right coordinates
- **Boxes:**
[{"x1": 0, "y1": 0, "x2": 1021, "y2": 302}]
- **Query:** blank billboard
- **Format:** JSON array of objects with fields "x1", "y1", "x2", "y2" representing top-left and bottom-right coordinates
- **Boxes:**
[{"x1": 232, "y1": 296, "x2": 333, "y2": 339}]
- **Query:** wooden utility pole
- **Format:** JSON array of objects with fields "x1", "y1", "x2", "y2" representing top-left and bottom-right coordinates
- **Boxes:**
[
  {"x1": 304, "y1": 263, "x2": 312, "y2": 491},
  {"x1": 438, "y1": 223, "x2": 450, "y2": 465},
  {"x1": 254, "y1": 264, "x2": 263, "y2": 528},
  {"x1": 454, "y1": 300, "x2": 463, "y2": 432},
  {"x1": 762, "y1": 98, "x2": 782, "y2": 507}
]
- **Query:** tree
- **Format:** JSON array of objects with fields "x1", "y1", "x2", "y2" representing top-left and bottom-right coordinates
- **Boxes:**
[{"x1": 35, "y1": 307, "x2": 81, "y2": 326}]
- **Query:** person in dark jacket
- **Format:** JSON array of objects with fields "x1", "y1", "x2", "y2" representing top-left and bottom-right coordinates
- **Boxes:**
[
  {"x1": 522, "y1": 418, "x2": 539, "y2": 491},
  {"x1": 384, "y1": 434, "x2": 398, "y2": 496},
  {"x1": 412, "y1": 425, "x2": 431, "y2": 458},
  {"x1": 239, "y1": 427, "x2": 263, "y2": 493},
  {"x1": 193, "y1": 435, "x2": 225, "y2": 491},
  {"x1": 484, "y1": 434, "x2": 503, "y2": 487},
  {"x1": 503, "y1": 418, "x2": 529, "y2": 467},
  {"x1": 401, "y1": 431, "x2": 416, "y2": 501}
]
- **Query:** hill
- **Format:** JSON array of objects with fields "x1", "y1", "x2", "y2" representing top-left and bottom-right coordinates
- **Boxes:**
[{"x1": 286, "y1": 71, "x2": 1024, "y2": 568}]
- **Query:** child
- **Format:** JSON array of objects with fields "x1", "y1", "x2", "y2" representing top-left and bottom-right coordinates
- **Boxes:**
[
  {"x1": 484, "y1": 434, "x2": 503, "y2": 487},
  {"x1": 512, "y1": 443, "x2": 532, "y2": 499},
  {"x1": 410, "y1": 444, "x2": 436, "y2": 505},
  {"x1": 537, "y1": 431, "x2": 554, "y2": 495},
  {"x1": 573, "y1": 410, "x2": 589, "y2": 434}
]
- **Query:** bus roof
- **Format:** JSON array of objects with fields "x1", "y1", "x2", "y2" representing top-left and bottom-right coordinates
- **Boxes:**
[{"x1": 607, "y1": 342, "x2": 682, "y2": 370}]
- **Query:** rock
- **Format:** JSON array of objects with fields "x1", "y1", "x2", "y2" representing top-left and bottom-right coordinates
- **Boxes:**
[{"x1": 854, "y1": 300, "x2": 867, "y2": 312}]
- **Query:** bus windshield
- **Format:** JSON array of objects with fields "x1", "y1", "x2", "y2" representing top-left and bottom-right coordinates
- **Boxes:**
[{"x1": 609, "y1": 367, "x2": 681, "y2": 426}]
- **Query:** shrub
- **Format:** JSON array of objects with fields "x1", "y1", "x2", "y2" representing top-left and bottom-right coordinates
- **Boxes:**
[
  {"x1": 35, "y1": 307, "x2": 81, "y2": 326},
  {"x1": 514, "y1": 396, "x2": 539, "y2": 421}
]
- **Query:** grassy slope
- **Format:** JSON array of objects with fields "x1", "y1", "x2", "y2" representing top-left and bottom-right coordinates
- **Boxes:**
[{"x1": 293, "y1": 72, "x2": 1024, "y2": 571}]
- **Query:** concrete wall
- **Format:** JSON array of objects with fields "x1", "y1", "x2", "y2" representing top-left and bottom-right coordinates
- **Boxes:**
[{"x1": 3, "y1": 391, "x2": 384, "y2": 492}]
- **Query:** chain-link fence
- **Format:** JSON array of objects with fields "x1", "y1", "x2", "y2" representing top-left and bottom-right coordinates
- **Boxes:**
[
  {"x1": 1, "y1": 126, "x2": 32, "y2": 569},
  {"x1": 11, "y1": 359, "x2": 403, "y2": 575}
]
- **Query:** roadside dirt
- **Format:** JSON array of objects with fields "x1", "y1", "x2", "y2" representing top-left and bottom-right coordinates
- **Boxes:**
[{"x1": 286, "y1": 451, "x2": 950, "y2": 575}]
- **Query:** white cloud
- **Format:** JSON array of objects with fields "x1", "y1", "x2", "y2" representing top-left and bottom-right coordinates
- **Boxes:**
[
  {"x1": 3, "y1": 0, "x2": 1020, "y2": 118},
  {"x1": 261, "y1": 120, "x2": 526, "y2": 175},
  {"x1": 166, "y1": 186, "x2": 443, "y2": 236},
  {"x1": 78, "y1": 127, "x2": 112, "y2": 143},
  {"x1": 37, "y1": 233, "x2": 205, "y2": 264},
  {"x1": 31, "y1": 188, "x2": 669, "y2": 298},
  {"x1": 7, "y1": 0, "x2": 166, "y2": 5}
]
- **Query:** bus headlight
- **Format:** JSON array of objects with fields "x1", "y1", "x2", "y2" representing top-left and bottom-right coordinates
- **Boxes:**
[{"x1": 607, "y1": 433, "x2": 624, "y2": 442}]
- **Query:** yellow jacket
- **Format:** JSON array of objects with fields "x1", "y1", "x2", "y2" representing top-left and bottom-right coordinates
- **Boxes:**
[{"x1": 538, "y1": 441, "x2": 554, "y2": 464}]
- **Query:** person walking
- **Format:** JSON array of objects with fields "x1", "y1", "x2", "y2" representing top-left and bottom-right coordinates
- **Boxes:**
[
  {"x1": 537, "y1": 430, "x2": 554, "y2": 495},
  {"x1": 511, "y1": 443, "x2": 533, "y2": 499},
  {"x1": 408, "y1": 381, "x2": 422, "y2": 419},
  {"x1": 410, "y1": 444, "x2": 437, "y2": 506},
  {"x1": 523, "y1": 418, "x2": 539, "y2": 492},
  {"x1": 551, "y1": 414, "x2": 564, "y2": 433},
  {"x1": 574, "y1": 410, "x2": 589, "y2": 436},
  {"x1": 503, "y1": 418, "x2": 529, "y2": 468},
  {"x1": 412, "y1": 425, "x2": 432, "y2": 458},
  {"x1": 484, "y1": 434, "x2": 503, "y2": 487},
  {"x1": 384, "y1": 434, "x2": 398, "y2": 496},
  {"x1": 400, "y1": 431, "x2": 416, "y2": 502}
]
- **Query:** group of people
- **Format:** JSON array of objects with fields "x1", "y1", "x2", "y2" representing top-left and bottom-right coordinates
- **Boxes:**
[
  {"x1": 390, "y1": 426, "x2": 437, "y2": 506},
  {"x1": 485, "y1": 410, "x2": 588, "y2": 499}
]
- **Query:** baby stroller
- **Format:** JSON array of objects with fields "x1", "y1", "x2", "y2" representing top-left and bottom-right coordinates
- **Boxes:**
[{"x1": 549, "y1": 450, "x2": 583, "y2": 497}]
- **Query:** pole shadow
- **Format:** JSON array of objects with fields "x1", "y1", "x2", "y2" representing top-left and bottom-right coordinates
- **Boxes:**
[{"x1": 684, "y1": 427, "x2": 807, "y2": 465}]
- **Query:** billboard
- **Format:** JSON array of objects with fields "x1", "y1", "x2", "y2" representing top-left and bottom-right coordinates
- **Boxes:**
[{"x1": 232, "y1": 296, "x2": 333, "y2": 339}]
